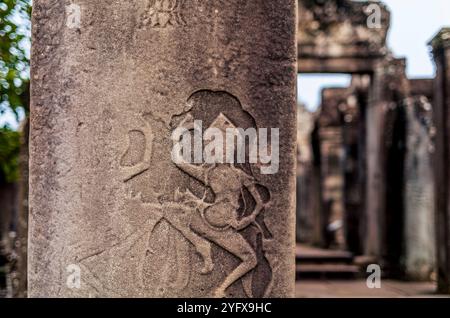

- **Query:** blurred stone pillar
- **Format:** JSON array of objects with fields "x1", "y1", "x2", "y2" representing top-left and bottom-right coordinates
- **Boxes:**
[
  {"x1": 342, "y1": 77, "x2": 369, "y2": 255},
  {"x1": 311, "y1": 124, "x2": 325, "y2": 247},
  {"x1": 430, "y1": 28, "x2": 450, "y2": 294},
  {"x1": 365, "y1": 57, "x2": 409, "y2": 268},
  {"x1": 317, "y1": 88, "x2": 347, "y2": 249},
  {"x1": 403, "y1": 95, "x2": 435, "y2": 281},
  {"x1": 296, "y1": 105, "x2": 316, "y2": 243}
]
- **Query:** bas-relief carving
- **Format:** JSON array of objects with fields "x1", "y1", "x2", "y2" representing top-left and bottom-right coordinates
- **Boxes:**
[
  {"x1": 139, "y1": 0, "x2": 187, "y2": 29},
  {"x1": 119, "y1": 117, "x2": 154, "y2": 182},
  {"x1": 79, "y1": 91, "x2": 274, "y2": 298},
  {"x1": 136, "y1": 0, "x2": 227, "y2": 31}
]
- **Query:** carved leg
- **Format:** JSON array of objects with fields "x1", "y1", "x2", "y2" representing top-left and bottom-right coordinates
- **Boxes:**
[
  {"x1": 211, "y1": 230, "x2": 257, "y2": 298},
  {"x1": 164, "y1": 214, "x2": 214, "y2": 274},
  {"x1": 190, "y1": 216, "x2": 258, "y2": 297}
]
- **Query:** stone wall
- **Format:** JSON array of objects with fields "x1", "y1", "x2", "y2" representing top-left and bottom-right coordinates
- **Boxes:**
[{"x1": 430, "y1": 28, "x2": 450, "y2": 293}]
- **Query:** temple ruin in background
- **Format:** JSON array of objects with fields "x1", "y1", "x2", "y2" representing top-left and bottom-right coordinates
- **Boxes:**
[{"x1": 296, "y1": 0, "x2": 441, "y2": 283}]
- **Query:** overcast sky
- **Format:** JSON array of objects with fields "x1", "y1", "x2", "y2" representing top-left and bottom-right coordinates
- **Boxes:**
[{"x1": 299, "y1": 0, "x2": 450, "y2": 111}]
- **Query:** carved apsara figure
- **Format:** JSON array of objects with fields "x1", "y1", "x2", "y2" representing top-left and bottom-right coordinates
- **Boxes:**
[
  {"x1": 120, "y1": 91, "x2": 273, "y2": 297},
  {"x1": 167, "y1": 114, "x2": 270, "y2": 297}
]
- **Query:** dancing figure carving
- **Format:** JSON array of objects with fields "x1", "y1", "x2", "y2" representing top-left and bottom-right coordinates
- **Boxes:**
[{"x1": 119, "y1": 91, "x2": 274, "y2": 297}]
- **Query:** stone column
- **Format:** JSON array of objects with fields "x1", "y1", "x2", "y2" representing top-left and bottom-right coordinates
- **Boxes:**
[
  {"x1": 365, "y1": 57, "x2": 409, "y2": 265},
  {"x1": 430, "y1": 28, "x2": 450, "y2": 294},
  {"x1": 29, "y1": 1, "x2": 297, "y2": 298},
  {"x1": 317, "y1": 88, "x2": 346, "y2": 249},
  {"x1": 342, "y1": 77, "x2": 368, "y2": 256},
  {"x1": 403, "y1": 94, "x2": 435, "y2": 281},
  {"x1": 296, "y1": 104, "x2": 315, "y2": 243}
]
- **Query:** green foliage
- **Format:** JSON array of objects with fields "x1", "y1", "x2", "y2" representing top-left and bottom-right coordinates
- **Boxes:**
[
  {"x1": 0, "y1": 1, "x2": 30, "y2": 183},
  {"x1": 0, "y1": 0, "x2": 31, "y2": 120},
  {"x1": 0, "y1": 126, "x2": 20, "y2": 183}
]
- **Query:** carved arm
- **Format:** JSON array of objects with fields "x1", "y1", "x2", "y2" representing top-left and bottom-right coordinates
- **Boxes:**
[{"x1": 231, "y1": 183, "x2": 266, "y2": 231}]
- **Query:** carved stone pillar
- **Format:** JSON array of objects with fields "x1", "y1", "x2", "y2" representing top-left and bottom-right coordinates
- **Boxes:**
[{"x1": 29, "y1": 1, "x2": 297, "y2": 297}]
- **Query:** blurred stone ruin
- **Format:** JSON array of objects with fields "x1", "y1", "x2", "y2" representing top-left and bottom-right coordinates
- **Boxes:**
[{"x1": 295, "y1": 0, "x2": 448, "y2": 288}]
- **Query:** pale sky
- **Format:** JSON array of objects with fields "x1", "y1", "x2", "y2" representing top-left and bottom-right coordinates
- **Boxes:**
[{"x1": 299, "y1": 0, "x2": 450, "y2": 112}]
